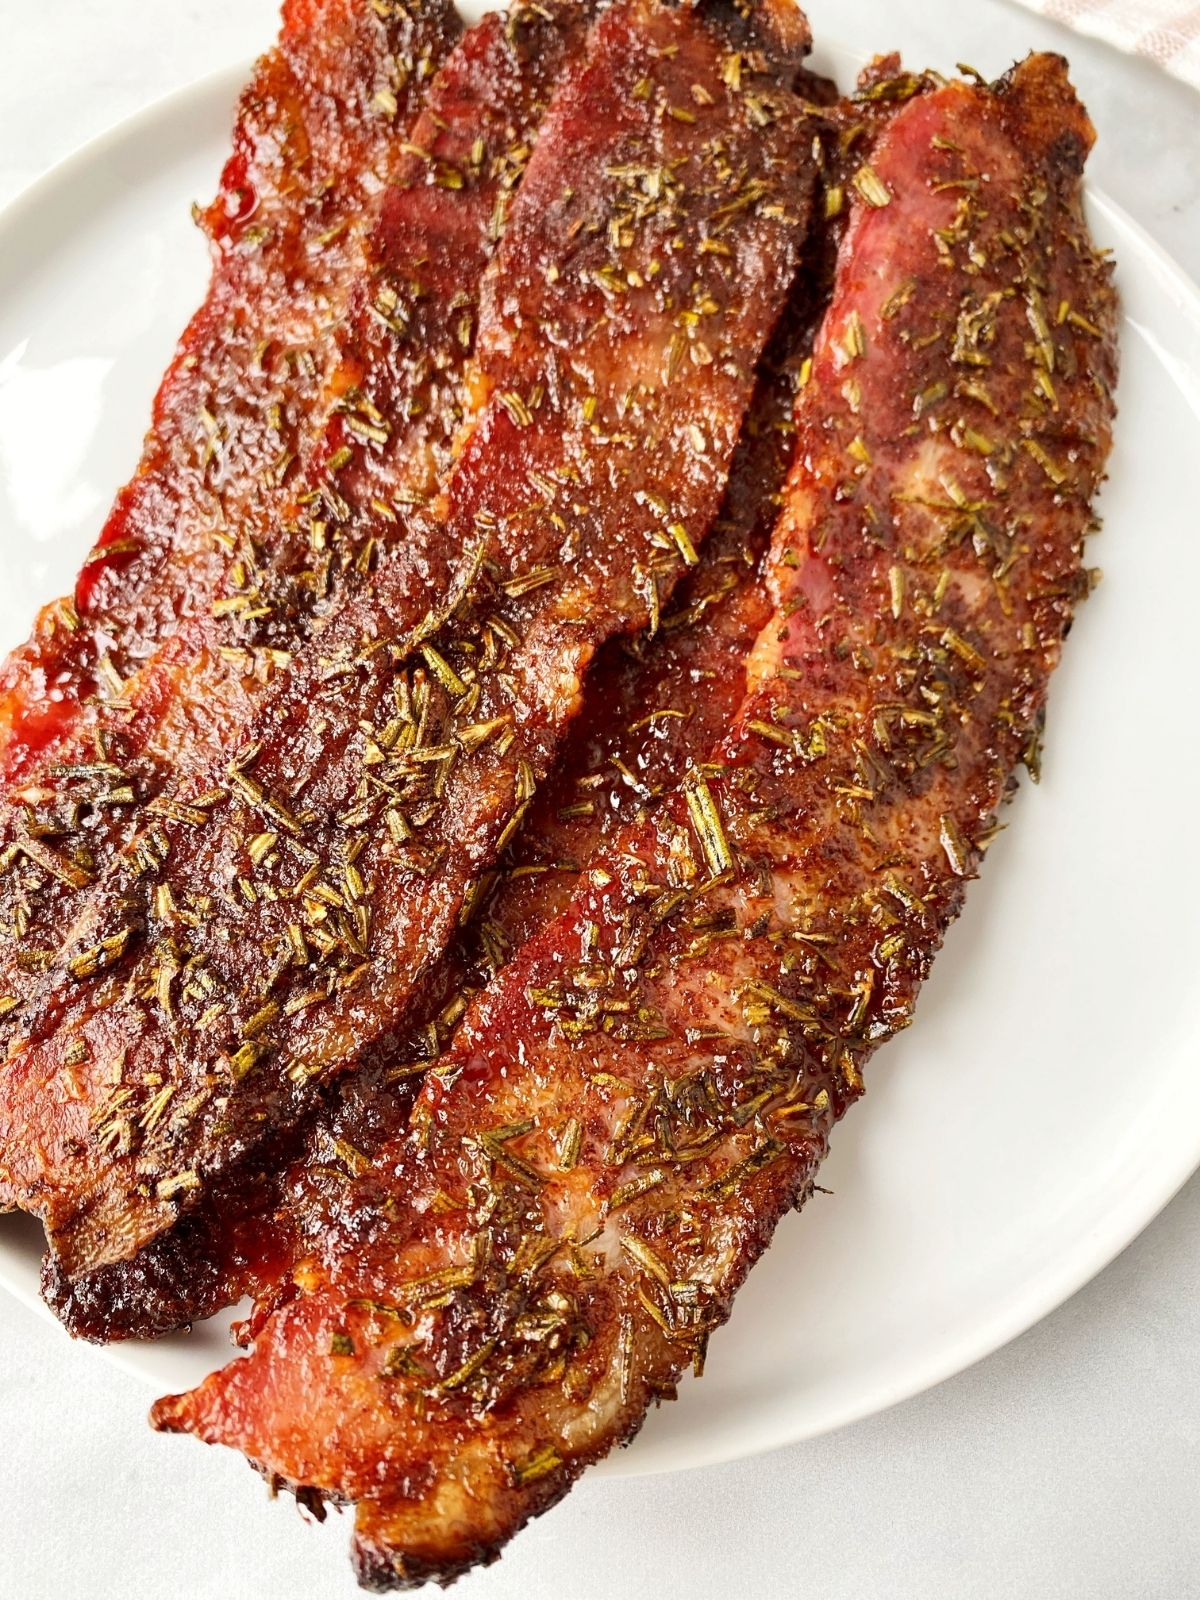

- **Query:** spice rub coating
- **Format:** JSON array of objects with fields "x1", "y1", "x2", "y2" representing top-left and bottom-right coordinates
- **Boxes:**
[
  {"x1": 255, "y1": 265, "x2": 828, "y2": 1334},
  {"x1": 0, "y1": 0, "x2": 461, "y2": 785},
  {"x1": 47, "y1": 190, "x2": 834, "y2": 1345},
  {"x1": 3, "y1": 0, "x2": 817, "y2": 1320},
  {"x1": 0, "y1": 0, "x2": 466, "y2": 1059},
  {"x1": 152, "y1": 55, "x2": 1118, "y2": 1590},
  {"x1": 24, "y1": 0, "x2": 602, "y2": 1339}
]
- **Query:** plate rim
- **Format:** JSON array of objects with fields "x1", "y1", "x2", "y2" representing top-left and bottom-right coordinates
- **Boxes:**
[{"x1": 1, "y1": 47, "x2": 1199, "y2": 1483}]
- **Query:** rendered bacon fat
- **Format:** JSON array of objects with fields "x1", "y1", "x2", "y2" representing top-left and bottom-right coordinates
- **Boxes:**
[
  {"x1": 0, "y1": 1, "x2": 594, "y2": 1074},
  {"x1": 3, "y1": 0, "x2": 816, "y2": 1308},
  {"x1": 153, "y1": 55, "x2": 1118, "y2": 1590},
  {"x1": 17, "y1": 0, "x2": 602, "y2": 1340}
]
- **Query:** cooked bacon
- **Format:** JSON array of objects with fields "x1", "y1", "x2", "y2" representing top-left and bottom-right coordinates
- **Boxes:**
[
  {"x1": 40, "y1": 296, "x2": 822, "y2": 1343},
  {"x1": 78, "y1": 50, "x2": 837, "y2": 1346},
  {"x1": 41, "y1": 220, "x2": 832, "y2": 1346},
  {"x1": 0, "y1": 0, "x2": 468, "y2": 1063},
  {"x1": 0, "y1": 0, "x2": 460, "y2": 787},
  {"x1": 13, "y1": 0, "x2": 606, "y2": 1339},
  {"x1": 25, "y1": 0, "x2": 604, "y2": 1341},
  {"x1": 151, "y1": 55, "x2": 1118, "y2": 1590},
  {"x1": 1, "y1": 0, "x2": 816, "y2": 1322},
  {"x1": 265, "y1": 277, "x2": 828, "y2": 1287}
]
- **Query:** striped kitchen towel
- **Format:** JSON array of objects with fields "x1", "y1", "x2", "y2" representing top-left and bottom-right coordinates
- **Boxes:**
[{"x1": 1010, "y1": 0, "x2": 1200, "y2": 89}]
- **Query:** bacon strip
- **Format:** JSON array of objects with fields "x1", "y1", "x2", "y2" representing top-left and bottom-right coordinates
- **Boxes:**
[
  {"x1": 0, "y1": 0, "x2": 460, "y2": 786},
  {"x1": 0, "y1": 0, "x2": 467, "y2": 1048},
  {"x1": 152, "y1": 55, "x2": 1118, "y2": 1590},
  {"x1": 2, "y1": 0, "x2": 816, "y2": 1315},
  {"x1": 19, "y1": 0, "x2": 604, "y2": 1340}
]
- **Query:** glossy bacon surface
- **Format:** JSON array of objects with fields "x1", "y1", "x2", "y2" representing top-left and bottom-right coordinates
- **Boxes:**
[
  {"x1": 13, "y1": 0, "x2": 602, "y2": 1340},
  {"x1": 0, "y1": 0, "x2": 466, "y2": 1077},
  {"x1": 1, "y1": 0, "x2": 816, "y2": 1316},
  {"x1": 0, "y1": 0, "x2": 460, "y2": 786},
  {"x1": 45, "y1": 286, "x2": 820, "y2": 1347},
  {"x1": 46, "y1": 226, "x2": 830, "y2": 1345},
  {"x1": 152, "y1": 55, "x2": 1118, "y2": 1590},
  {"x1": 264, "y1": 282, "x2": 826, "y2": 1301}
]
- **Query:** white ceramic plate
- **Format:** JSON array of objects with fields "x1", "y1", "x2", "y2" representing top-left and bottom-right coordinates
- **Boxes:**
[{"x1": 2, "y1": 24, "x2": 1200, "y2": 1481}]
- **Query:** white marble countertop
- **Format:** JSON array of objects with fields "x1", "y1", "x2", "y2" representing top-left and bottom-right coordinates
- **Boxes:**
[{"x1": 0, "y1": 2, "x2": 1197, "y2": 1597}]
